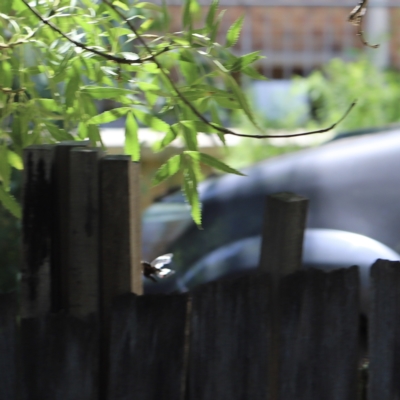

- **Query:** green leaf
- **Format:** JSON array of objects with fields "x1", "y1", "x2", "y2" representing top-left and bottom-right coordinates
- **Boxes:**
[
  {"x1": 87, "y1": 107, "x2": 131, "y2": 125},
  {"x1": 182, "y1": 0, "x2": 193, "y2": 35},
  {"x1": 179, "y1": 120, "x2": 211, "y2": 133},
  {"x1": 210, "y1": 103, "x2": 226, "y2": 145},
  {"x1": 78, "y1": 122, "x2": 88, "y2": 140},
  {"x1": 210, "y1": 9, "x2": 225, "y2": 43},
  {"x1": 213, "y1": 96, "x2": 241, "y2": 109},
  {"x1": 186, "y1": 151, "x2": 245, "y2": 175},
  {"x1": 225, "y1": 15, "x2": 244, "y2": 48},
  {"x1": 0, "y1": 61, "x2": 12, "y2": 88},
  {"x1": 152, "y1": 127, "x2": 178, "y2": 152},
  {"x1": 44, "y1": 123, "x2": 75, "y2": 141},
  {"x1": 65, "y1": 74, "x2": 81, "y2": 108},
  {"x1": 112, "y1": 1, "x2": 129, "y2": 11},
  {"x1": 182, "y1": 158, "x2": 201, "y2": 226},
  {"x1": 0, "y1": 184, "x2": 21, "y2": 219},
  {"x1": 0, "y1": 1, "x2": 11, "y2": 14},
  {"x1": 0, "y1": 146, "x2": 11, "y2": 188},
  {"x1": 152, "y1": 154, "x2": 182, "y2": 185},
  {"x1": 224, "y1": 75, "x2": 262, "y2": 132},
  {"x1": 181, "y1": 122, "x2": 197, "y2": 151},
  {"x1": 35, "y1": 99, "x2": 60, "y2": 113},
  {"x1": 125, "y1": 111, "x2": 140, "y2": 161},
  {"x1": 7, "y1": 151, "x2": 23, "y2": 170},
  {"x1": 134, "y1": 110, "x2": 170, "y2": 132},
  {"x1": 135, "y1": 2, "x2": 163, "y2": 12},
  {"x1": 230, "y1": 52, "x2": 263, "y2": 72},
  {"x1": 206, "y1": 0, "x2": 219, "y2": 31},
  {"x1": 179, "y1": 60, "x2": 198, "y2": 85},
  {"x1": 88, "y1": 124, "x2": 103, "y2": 146},
  {"x1": 242, "y1": 65, "x2": 267, "y2": 80},
  {"x1": 81, "y1": 87, "x2": 133, "y2": 99}
]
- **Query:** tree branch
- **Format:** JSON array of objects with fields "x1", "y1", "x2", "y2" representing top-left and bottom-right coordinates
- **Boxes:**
[
  {"x1": 21, "y1": 0, "x2": 162, "y2": 65},
  {"x1": 104, "y1": 0, "x2": 355, "y2": 140},
  {"x1": 348, "y1": 0, "x2": 379, "y2": 49}
]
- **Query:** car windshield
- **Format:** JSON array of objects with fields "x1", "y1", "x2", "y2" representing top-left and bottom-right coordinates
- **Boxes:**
[{"x1": 142, "y1": 202, "x2": 192, "y2": 262}]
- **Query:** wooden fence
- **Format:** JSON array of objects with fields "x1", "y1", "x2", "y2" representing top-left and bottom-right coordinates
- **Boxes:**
[{"x1": 1, "y1": 141, "x2": 400, "y2": 399}]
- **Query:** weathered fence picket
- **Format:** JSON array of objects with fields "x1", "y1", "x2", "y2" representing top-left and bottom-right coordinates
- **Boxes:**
[
  {"x1": 68, "y1": 148, "x2": 102, "y2": 318},
  {"x1": 108, "y1": 293, "x2": 188, "y2": 399},
  {"x1": 188, "y1": 272, "x2": 271, "y2": 400},
  {"x1": 19, "y1": 315, "x2": 98, "y2": 400},
  {"x1": 0, "y1": 293, "x2": 17, "y2": 400},
  {"x1": 369, "y1": 259, "x2": 400, "y2": 400},
  {"x1": 279, "y1": 267, "x2": 360, "y2": 400},
  {"x1": 21, "y1": 145, "x2": 54, "y2": 318},
  {"x1": 0, "y1": 141, "x2": 398, "y2": 399}
]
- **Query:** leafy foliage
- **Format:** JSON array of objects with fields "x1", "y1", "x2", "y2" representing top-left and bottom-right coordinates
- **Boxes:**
[
  {"x1": 0, "y1": 0, "x2": 268, "y2": 224},
  {"x1": 297, "y1": 58, "x2": 400, "y2": 131}
]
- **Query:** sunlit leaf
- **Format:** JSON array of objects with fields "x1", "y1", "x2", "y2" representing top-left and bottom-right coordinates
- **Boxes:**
[
  {"x1": 186, "y1": 151, "x2": 245, "y2": 175},
  {"x1": 134, "y1": 110, "x2": 170, "y2": 132},
  {"x1": 87, "y1": 107, "x2": 131, "y2": 125},
  {"x1": 135, "y1": 2, "x2": 163, "y2": 12},
  {"x1": 7, "y1": 151, "x2": 23, "y2": 170},
  {"x1": 81, "y1": 87, "x2": 133, "y2": 99},
  {"x1": 125, "y1": 111, "x2": 140, "y2": 161},
  {"x1": 152, "y1": 127, "x2": 178, "y2": 152},
  {"x1": 153, "y1": 154, "x2": 182, "y2": 185},
  {"x1": 0, "y1": 184, "x2": 21, "y2": 219},
  {"x1": 182, "y1": 158, "x2": 201, "y2": 226},
  {"x1": 225, "y1": 15, "x2": 244, "y2": 48}
]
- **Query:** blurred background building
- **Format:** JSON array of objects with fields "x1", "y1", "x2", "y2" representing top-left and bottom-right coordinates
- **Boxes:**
[{"x1": 155, "y1": 0, "x2": 399, "y2": 75}]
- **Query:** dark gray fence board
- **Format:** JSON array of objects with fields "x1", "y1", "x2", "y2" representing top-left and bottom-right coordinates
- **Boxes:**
[
  {"x1": 188, "y1": 272, "x2": 271, "y2": 400},
  {"x1": 68, "y1": 148, "x2": 102, "y2": 318},
  {"x1": 52, "y1": 142, "x2": 88, "y2": 313},
  {"x1": 0, "y1": 293, "x2": 17, "y2": 400},
  {"x1": 99, "y1": 156, "x2": 142, "y2": 322},
  {"x1": 108, "y1": 293, "x2": 188, "y2": 400},
  {"x1": 19, "y1": 314, "x2": 98, "y2": 400},
  {"x1": 22, "y1": 146, "x2": 54, "y2": 318},
  {"x1": 369, "y1": 260, "x2": 400, "y2": 400},
  {"x1": 279, "y1": 267, "x2": 359, "y2": 400},
  {"x1": 259, "y1": 192, "x2": 308, "y2": 400},
  {"x1": 259, "y1": 192, "x2": 308, "y2": 277}
]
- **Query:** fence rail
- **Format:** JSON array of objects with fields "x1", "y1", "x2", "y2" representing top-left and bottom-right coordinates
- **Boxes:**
[{"x1": 1, "y1": 141, "x2": 400, "y2": 399}]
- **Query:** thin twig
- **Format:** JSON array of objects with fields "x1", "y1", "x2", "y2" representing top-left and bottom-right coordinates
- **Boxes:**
[
  {"x1": 104, "y1": 0, "x2": 355, "y2": 140},
  {"x1": 348, "y1": 0, "x2": 379, "y2": 49},
  {"x1": 216, "y1": 101, "x2": 357, "y2": 139}
]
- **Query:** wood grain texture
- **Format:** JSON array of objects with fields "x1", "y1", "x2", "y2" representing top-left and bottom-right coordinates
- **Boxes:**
[
  {"x1": 368, "y1": 259, "x2": 400, "y2": 400},
  {"x1": 0, "y1": 293, "x2": 17, "y2": 400},
  {"x1": 21, "y1": 145, "x2": 54, "y2": 318},
  {"x1": 107, "y1": 293, "x2": 188, "y2": 400},
  {"x1": 19, "y1": 314, "x2": 98, "y2": 400},
  {"x1": 187, "y1": 272, "x2": 271, "y2": 400},
  {"x1": 278, "y1": 267, "x2": 359, "y2": 400},
  {"x1": 68, "y1": 148, "x2": 102, "y2": 318},
  {"x1": 99, "y1": 156, "x2": 142, "y2": 322}
]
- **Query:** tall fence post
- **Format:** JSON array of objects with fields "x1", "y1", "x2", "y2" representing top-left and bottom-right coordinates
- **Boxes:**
[
  {"x1": 21, "y1": 145, "x2": 54, "y2": 318},
  {"x1": 259, "y1": 192, "x2": 308, "y2": 399},
  {"x1": 68, "y1": 148, "x2": 102, "y2": 318},
  {"x1": 99, "y1": 156, "x2": 142, "y2": 398},
  {"x1": 51, "y1": 141, "x2": 88, "y2": 313}
]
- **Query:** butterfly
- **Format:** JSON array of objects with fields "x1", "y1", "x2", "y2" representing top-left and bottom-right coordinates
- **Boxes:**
[{"x1": 142, "y1": 253, "x2": 175, "y2": 283}]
